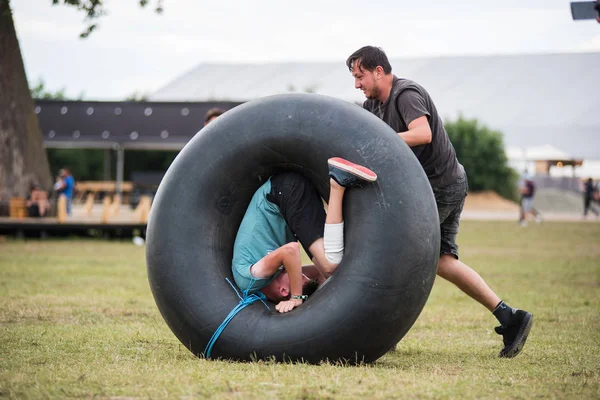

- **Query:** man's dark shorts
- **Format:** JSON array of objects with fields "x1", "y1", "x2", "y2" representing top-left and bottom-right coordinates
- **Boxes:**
[
  {"x1": 432, "y1": 172, "x2": 468, "y2": 259},
  {"x1": 267, "y1": 172, "x2": 326, "y2": 259}
]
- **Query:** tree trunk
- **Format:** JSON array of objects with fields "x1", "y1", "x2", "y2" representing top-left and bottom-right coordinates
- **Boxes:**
[{"x1": 0, "y1": 0, "x2": 52, "y2": 201}]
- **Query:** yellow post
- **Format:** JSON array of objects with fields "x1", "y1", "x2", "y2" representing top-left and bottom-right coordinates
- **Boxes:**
[
  {"x1": 111, "y1": 194, "x2": 122, "y2": 216},
  {"x1": 138, "y1": 196, "x2": 152, "y2": 223},
  {"x1": 57, "y1": 194, "x2": 67, "y2": 223},
  {"x1": 101, "y1": 196, "x2": 112, "y2": 224},
  {"x1": 84, "y1": 193, "x2": 94, "y2": 216}
]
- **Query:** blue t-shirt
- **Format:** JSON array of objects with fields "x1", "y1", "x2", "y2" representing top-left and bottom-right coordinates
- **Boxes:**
[
  {"x1": 62, "y1": 176, "x2": 75, "y2": 199},
  {"x1": 232, "y1": 179, "x2": 296, "y2": 294}
]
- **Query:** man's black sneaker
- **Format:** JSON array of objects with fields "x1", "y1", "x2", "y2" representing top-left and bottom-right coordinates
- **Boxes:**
[
  {"x1": 495, "y1": 309, "x2": 533, "y2": 358},
  {"x1": 328, "y1": 157, "x2": 377, "y2": 188}
]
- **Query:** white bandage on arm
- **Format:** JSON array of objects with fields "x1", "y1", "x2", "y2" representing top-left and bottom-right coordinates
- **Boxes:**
[{"x1": 324, "y1": 222, "x2": 344, "y2": 264}]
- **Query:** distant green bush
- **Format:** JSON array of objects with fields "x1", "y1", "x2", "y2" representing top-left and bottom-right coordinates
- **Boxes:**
[{"x1": 445, "y1": 115, "x2": 518, "y2": 201}]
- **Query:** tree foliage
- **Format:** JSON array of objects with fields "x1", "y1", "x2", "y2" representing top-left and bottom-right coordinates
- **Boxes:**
[
  {"x1": 124, "y1": 91, "x2": 150, "y2": 102},
  {"x1": 47, "y1": 148, "x2": 106, "y2": 180},
  {"x1": 30, "y1": 79, "x2": 67, "y2": 100},
  {"x1": 47, "y1": 148, "x2": 177, "y2": 181},
  {"x1": 445, "y1": 115, "x2": 518, "y2": 200},
  {"x1": 51, "y1": 0, "x2": 164, "y2": 38},
  {"x1": 30, "y1": 78, "x2": 86, "y2": 100}
]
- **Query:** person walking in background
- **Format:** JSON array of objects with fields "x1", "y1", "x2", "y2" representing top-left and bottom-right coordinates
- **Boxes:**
[
  {"x1": 54, "y1": 168, "x2": 75, "y2": 216},
  {"x1": 519, "y1": 173, "x2": 542, "y2": 227},
  {"x1": 583, "y1": 178, "x2": 599, "y2": 218},
  {"x1": 345, "y1": 45, "x2": 532, "y2": 358}
]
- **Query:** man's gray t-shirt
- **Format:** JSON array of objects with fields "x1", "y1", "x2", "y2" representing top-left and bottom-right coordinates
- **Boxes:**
[{"x1": 363, "y1": 76, "x2": 464, "y2": 188}]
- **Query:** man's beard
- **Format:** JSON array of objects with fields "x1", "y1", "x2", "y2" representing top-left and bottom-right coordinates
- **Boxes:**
[{"x1": 366, "y1": 86, "x2": 380, "y2": 100}]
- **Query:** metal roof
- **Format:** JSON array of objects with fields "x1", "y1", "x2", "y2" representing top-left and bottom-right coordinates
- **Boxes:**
[
  {"x1": 150, "y1": 53, "x2": 600, "y2": 159},
  {"x1": 36, "y1": 100, "x2": 241, "y2": 150}
]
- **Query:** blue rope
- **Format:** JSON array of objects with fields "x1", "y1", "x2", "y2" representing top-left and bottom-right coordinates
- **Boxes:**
[{"x1": 204, "y1": 277, "x2": 269, "y2": 358}]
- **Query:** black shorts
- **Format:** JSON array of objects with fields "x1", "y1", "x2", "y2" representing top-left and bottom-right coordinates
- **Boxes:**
[
  {"x1": 267, "y1": 172, "x2": 326, "y2": 259},
  {"x1": 432, "y1": 172, "x2": 468, "y2": 259}
]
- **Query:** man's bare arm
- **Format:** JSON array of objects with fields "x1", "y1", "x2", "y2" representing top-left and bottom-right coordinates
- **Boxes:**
[
  {"x1": 252, "y1": 243, "x2": 304, "y2": 313},
  {"x1": 398, "y1": 115, "x2": 432, "y2": 147}
]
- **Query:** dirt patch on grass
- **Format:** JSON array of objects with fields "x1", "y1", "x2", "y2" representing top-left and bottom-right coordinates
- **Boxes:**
[{"x1": 464, "y1": 191, "x2": 519, "y2": 212}]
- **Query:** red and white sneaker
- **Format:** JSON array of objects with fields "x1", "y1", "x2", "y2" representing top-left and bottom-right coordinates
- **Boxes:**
[{"x1": 327, "y1": 157, "x2": 377, "y2": 188}]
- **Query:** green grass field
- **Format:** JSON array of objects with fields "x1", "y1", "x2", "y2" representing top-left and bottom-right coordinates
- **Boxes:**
[{"x1": 1, "y1": 221, "x2": 599, "y2": 399}]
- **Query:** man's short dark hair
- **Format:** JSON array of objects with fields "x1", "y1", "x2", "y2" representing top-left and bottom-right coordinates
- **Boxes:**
[
  {"x1": 204, "y1": 107, "x2": 225, "y2": 123},
  {"x1": 346, "y1": 46, "x2": 392, "y2": 74},
  {"x1": 302, "y1": 279, "x2": 319, "y2": 298}
]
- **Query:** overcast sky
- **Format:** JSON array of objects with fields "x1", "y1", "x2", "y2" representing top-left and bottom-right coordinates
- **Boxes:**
[{"x1": 12, "y1": 0, "x2": 600, "y2": 100}]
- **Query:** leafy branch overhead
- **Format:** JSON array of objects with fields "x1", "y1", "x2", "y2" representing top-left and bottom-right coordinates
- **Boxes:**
[{"x1": 50, "y1": 0, "x2": 164, "y2": 38}]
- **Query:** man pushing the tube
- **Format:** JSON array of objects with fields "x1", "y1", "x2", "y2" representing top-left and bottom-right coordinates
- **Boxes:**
[{"x1": 345, "y1": 46, "x2": 533, "y2": 358}]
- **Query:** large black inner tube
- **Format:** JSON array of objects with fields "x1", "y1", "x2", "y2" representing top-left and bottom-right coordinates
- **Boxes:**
[{"x1": 146, "y1": 93, "x2": 440, "y2": 363}]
